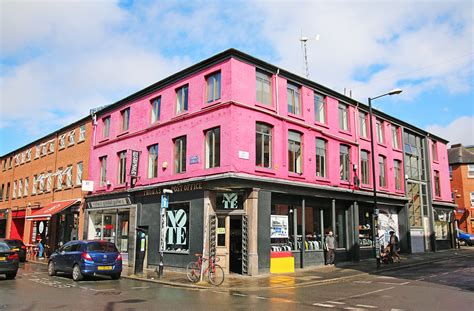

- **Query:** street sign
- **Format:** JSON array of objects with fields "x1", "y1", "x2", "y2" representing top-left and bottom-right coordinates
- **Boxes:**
[{"x1": 161, "y1": 195, "x2": 169, "y2": 209}]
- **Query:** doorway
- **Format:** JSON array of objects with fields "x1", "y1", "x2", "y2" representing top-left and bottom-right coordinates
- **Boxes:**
[{"x1": 229, "y1": 216, "x2": 242, "y2": 274}]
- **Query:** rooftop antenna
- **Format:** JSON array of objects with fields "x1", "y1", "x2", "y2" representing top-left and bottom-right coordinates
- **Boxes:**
[{"x1": 300, "y1": 33, "x2": 320, "y2": 79}]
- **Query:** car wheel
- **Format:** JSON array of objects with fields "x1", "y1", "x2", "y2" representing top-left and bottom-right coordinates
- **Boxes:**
[
  {"x1": 111, "y1": 273, "x2": 121, "y2": 280},
  {"x1": 72, "y1": 264, "x2": 83, "y2": 281},
  {"x1": 48, "y1": 261, "x2": 56, "y2": 276},
  {"x1": 5, "y1": 273, "x2": 17, "y2": 280}
]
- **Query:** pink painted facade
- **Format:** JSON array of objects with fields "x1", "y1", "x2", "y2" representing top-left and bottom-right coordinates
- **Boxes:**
[{"x1": 88, "y1": 55, "x2": 452, "y2": 204}]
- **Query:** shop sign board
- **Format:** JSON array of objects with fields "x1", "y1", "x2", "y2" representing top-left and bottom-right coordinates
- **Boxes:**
[
  {"x1": 81, "y1": 180, "x2": 94, "y2": 192},
  {"x1": 130, "y1": 150, "x2": 140, "y2": 177},
  {"x1": 216, "y1": 192, "x2": 244, "y2": 210},
  {"x1": 271, "y1": 215, "x2": 289, "y2": 238},
  {"x1": 88, "y1": 197, "x2": 131, "y2": 209},
  {"x1": 141, "y1": 182, "x2": 203, "y2": 197}
]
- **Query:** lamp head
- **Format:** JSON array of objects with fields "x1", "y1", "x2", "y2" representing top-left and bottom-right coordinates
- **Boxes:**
[{"x1": 388, "y1": 88, "x2": 403, "y2": 96}]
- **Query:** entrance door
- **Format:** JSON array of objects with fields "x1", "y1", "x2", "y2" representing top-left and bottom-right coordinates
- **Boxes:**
[{"x1": 229, "y1": 216, "x2": 242, "y2": 274}]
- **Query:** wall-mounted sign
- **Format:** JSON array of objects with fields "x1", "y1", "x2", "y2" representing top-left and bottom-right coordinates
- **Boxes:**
[
  {"x1": 141, "y1": 182, "x2": 204, "y2": 197},
  {"x1": 81, "y1": 180, "x2": 94, "y2": 192},
  {"x1": 271, "y1": 215, "x2": 289, "y2": 238},
  {"x1": 88, "y1": 197, "x2": 131, "y2": 209},
  {"x1": 216, "y1": 192, "x2": 244, "y2": 210},
  {"x1": 130, "y1": 150, "x2": 140, "y2": 177},
  {"x1": 238, "y1": 150, "x2": 249, "y2": 160},
  {"x1": 189, "y1": 155, "x2": 199, "y2": 164},
  {"x1": 217, "y1": 227, "x2": 225, "y2": 234}
]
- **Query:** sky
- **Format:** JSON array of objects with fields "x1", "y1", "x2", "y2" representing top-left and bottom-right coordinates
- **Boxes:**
[{"x1": 1, "y1": 0, "x2": 473, "y2": 155}]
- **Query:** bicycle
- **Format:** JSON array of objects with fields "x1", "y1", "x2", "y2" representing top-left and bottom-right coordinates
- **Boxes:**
[{"x1": 186, "y1": 253, "x2": 225, "y2": 286}]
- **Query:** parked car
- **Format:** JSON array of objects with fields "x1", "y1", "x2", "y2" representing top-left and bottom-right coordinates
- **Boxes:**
[
  {"x1": 48, "y1": 240, "x2": 122, "y2": 281},
  {"x1": 1, "y1": 239, "x2": 27, "y2": 262},
  {"x1": 0, "y1": 241, "x2": 19, "y2": 279},
  {"x1": 458, "y1": 230, "x2": 474, "y2": 246}
]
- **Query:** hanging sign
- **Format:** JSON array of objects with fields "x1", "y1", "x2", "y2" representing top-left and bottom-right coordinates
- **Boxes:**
[
  {"x1": 130, "y1": 150, "x2": 140, "y2": 177},
  {"x1": 271, "y1": 215, "x2": 289, "y2": 238},
  {"x1": 216, "y1": 192, "x2": 244, "y2": 210}
]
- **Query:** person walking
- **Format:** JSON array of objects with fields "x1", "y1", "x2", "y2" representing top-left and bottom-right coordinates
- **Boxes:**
[
  {"x1": 325, "y1": 231, "x2": 336, "y2": 265},
  {"x1": 389, "y1": 231, "x2": 400, "y2": 263}
]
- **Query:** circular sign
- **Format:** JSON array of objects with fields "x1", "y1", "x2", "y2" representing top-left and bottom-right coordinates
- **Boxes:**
[{"x1": 39, "y1": 221, "x2": 44, "y2": 234}]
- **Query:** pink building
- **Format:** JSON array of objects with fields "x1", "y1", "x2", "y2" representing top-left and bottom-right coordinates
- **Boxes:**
[{"x1": 84, "y1": 49, "x2": 455, "y2": 275}]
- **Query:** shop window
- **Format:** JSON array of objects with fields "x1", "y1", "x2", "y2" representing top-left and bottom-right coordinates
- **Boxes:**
[
  {"x1": 174, "y1": 136, "x2": 187, "y2": 174},
  {"x1": 166, "y1": 203, "x2": 190, "y2": 253},
  {"x1": 358, "y1": 207, "x2": 373, "y2": 247},
  {"x1": 206, "y1": 71, "x2": 221, "y2": 103},
  {"x1": 434, "y1": 210, "x2": 449, "y2": 240},
  {"x1": 205, "y1": 127, "x2": 220, "y2": 169},
  {"x1": 288, "y1": 131, "x2": 302, "y2": 174},
  {"x1": 335, "y1": 209, "x2": 346, "y2": 249},
  {"x1": 256, "y1": 122, "x2": 272, "y2": 168}
]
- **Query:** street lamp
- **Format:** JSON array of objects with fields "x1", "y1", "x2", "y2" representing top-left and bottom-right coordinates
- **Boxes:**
[
  {"x1": 158, "y1": 188, "x2": 173, "y2": 278},
  {"x1": 368, "y1": 88, "x2": 402, "y2": 268}
]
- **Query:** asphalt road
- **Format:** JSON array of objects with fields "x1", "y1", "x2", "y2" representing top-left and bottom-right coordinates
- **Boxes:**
[{"x1": 0, "y1": 255, "x2": 473, "y2": 311}]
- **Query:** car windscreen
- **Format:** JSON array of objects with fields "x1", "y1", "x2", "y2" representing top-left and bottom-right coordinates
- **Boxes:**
[
  {"x1": 86, "y1": 242, "x2": 118, "y2": 253},
  {"x1": 0, "y1": 242, "x2": 11, "y2": 252}
]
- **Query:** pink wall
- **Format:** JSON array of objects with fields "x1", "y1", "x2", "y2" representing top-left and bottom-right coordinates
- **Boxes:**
[
  {"x1": 429, "y1": 139, "x2": 452, "y2": 202},
  {"x1": 89, "y1": 56, "x2": 450, "y2": 202}
]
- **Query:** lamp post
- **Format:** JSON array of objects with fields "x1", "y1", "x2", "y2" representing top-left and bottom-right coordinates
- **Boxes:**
[
  {"x1": 368, "y1": 88, "x2": 402, "y2": 268},
  {"x1": 158, "y1": 189, "x2": 173, "y2": 278}
]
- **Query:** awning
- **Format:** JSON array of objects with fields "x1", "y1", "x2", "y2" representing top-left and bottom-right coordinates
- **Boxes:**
[
  {"x1": 26, "y1": 199, "x2": 80, "y2": 221},
  {"x1": 11, "y1": 210, "x2": 26, "y2": 218}
]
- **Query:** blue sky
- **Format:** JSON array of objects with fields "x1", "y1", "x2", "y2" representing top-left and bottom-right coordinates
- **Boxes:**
[{"x1": 1, "y1": 0, "x2": 473, "y2": 155}]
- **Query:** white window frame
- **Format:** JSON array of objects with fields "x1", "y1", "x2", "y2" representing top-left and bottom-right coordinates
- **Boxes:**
[
  {"x1": 76, "y1": 162, "x2": 83, "y2": 186},
  {"x1": 314, "y1": 93, "x2": 326, "y2": 124},
  {"x1": 206, "y1": 71, "x2": 221, "y2": 103},
  {"x1": 21, "y1": 152, "x2": 26, "y2": 164},
  {"x1": 379, "y1": 155, "x2": 387, "y2": 188},
  {"x1": 103, "y1": 117, "x2": 110, "y2": 138},
  {"x1": 32, "y1": 175, "x2": 37, "y2": 195},
  {"x1": 338, "y1": 103, "x2": 349, "y2": 131},
  {"x1": 39, "y1": 174, "x2": 45, "y2": 193},
  {"x1": 151, "y1": 97, "x2": 161, "y2": 123},
  {"x1": 35, "y1": 146, "x2": 41, "y2": 158},
  {"x1": 41, "y1": 143, "x2": 47, "y2": 156},
  {"x1": 100, "y1": 157, "x2": 107, "y2": 186},
  {"x1": 256, "y1": 122, "x2": 272, "y2": 169},
  {"x1": 79, "y1": 125, "x2": 86, "y2": 142},
  {"x1": 467, "y1": 164, "x2": 474, "y2": 178},
  {"x1": 65, "y1": 166, "x2": 73, "y2": 187},
  {"x1": 359, "y1": 112, "x2": 368, "y2": 138},
  {"x1": 148, "y1": 144, "x2": 159, "y2": 178},
  {"x1": 287, "y1": 83, "x2": 301, "y2": 115},
  {"x1": 68, "y1": 130, "x2": 75, "y2": 146},
  {"x1": 392, "y1": 126, "x2": 400, "y2": 149},
  {"x1": 360, "y1": 150, "x2": 370, "y2": 185},
  {"x1": 376, "y1": 119, "x2": 384, "y2": 144},
  {"x1": 56, "y1": 169, "x2": 64, "y2": 190},
  {"x1": 118, "y1": 151, "x2": 127, "y2": 184},
  {"x1": 59, "y1": 134, "x2": 66, "y2": 149},
  {"x1": 26, "y1": 149, "x2": 31, "y2": 162},
  {"x1": 48, "y1": 140, "x2": 55, "y2": 153},
  {"x1": 12, "y1": 181, "x2": 17, "y2": 199},
  {"x1": 24, "y1": 177, "x2": 29, "y2": 196},
  {"x1": 18, "y1": 179, "x2": 22, "y2": 197},
  {"x1": 256, "y1": 71, "x2": 272, "y2": 106},
  {"x1": 176, "y1": 85, "x2": 189, "y2": 114},
  {"x1": 316, "y1": 138, "x2": 327, "y2": 178},
  {"x1": 288, "y1": 131, "x2": 302, "y2": 174},
  {"x1": 121, "y1": 108, "x2": 130, "y2": 132},
  {"x1": 205, "y1": 127, "x2": 220, "y2": 169},
  {"x1": 46, "y1": 172, "x2": 52, "y2": 192},
  {"x1": 174, "y1": 136, "x2": 187, "y2": 173},
  {"x1": 470, "y1": 192, "x2": 474, "y2": 206}
]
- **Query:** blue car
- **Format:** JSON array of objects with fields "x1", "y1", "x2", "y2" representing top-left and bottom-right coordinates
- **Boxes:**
[
  {"x1": 458, "y1": 230, "x2": 474, "y2": 246},
  {"x1": 48, "y1": 240, "x2": 122, "y2": 281}
]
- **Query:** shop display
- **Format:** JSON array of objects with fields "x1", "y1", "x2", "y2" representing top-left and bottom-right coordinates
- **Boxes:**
[{"x1": 358, "y1": 224, "x2": 373, "y2": 247}]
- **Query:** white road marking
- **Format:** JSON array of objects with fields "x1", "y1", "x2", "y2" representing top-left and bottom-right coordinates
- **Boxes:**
[
  {"x1": 441, "y1": 272, "x2": 449, "y2": 275},
  {"x1": 379, "y1": 282, "x2": 406, "y2": 285},
  {"x1": 88, "y1": 288, "x2": 117, "y2": 292},
  {"x1": 347, "y1": 287, "x2": 395, "y2": 299},
  {"x1": 131, "y1": 286, "x2": 150, "y2": 289},
  {"x1": 256, "y1": 296, "x2": 267, "y2": 300},
  {"x1": 313, "y1": 303, "x2": 335, "y2": 308},
  {"x1": 233, "y1": 293, "x2": 247, "y2": 297},
  {"x1": 377, "y1": 276, "x2": 396, "y2": 279},
  {"x1": 356, "y1": 304, "x2": 377, "y2": 308},
  {"x1": 399, "y1": 282, "x2": 410, "y2": 285},
  {"x1": 354, "y1": 281, "x2": 372, "y2": 284},
  {"x1": 326, "y1": 301, "x2": 345, "y2": 305}
]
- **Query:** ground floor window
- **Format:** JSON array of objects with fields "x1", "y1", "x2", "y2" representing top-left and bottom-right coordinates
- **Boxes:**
[
  {"x1": 358, "y1": 207, "x2": 373, "y2": 247},
  {"x1": 166, "y1": 202, "x2": 189, "y2": 253},
  {"x1": 434, "y1": 209, "x2": 450, "y2": 240},
  {"x1": 88, "y1": 210, "x2": 130, "y2": 253}
]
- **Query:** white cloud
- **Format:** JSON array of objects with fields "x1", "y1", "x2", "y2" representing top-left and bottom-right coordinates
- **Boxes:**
[{"x1": 426, "y1": 116, "x2": 474, "y2": 146}]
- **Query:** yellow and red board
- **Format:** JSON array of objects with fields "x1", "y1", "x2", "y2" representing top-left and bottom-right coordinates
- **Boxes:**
[{"x1": 270, "y1": 251, "x2": 294, "y2": 273}]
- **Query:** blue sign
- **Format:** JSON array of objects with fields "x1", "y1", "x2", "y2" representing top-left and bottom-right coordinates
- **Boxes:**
[
  {"x1": 161, "y1": 195, "x2": 169, "y2": 209},
  {"x1": 189, "y1": 155, "x2": 199, "y2": 164}
]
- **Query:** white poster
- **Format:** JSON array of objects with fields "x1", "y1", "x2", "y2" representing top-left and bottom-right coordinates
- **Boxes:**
[
  {"x1": 378, "y1": 207, "x2": 399, "y2": 247},
  {"x1": 271, "y1": 215, "x2": 289, "y2": 238}
]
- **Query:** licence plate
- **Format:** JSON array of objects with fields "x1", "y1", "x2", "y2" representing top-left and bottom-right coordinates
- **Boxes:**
[
  {"x1": 0, "y1": 256, "x2": 5, "y2": 261},
  {"x1": 98, "y1": 266, "x2": 113, "y2": 270},
  {"x1": 12, "y1": 248, "x2": 19, "y2": 251}
]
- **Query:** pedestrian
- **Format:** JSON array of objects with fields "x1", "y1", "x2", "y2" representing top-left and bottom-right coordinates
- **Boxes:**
[
  {"x1": 325, "y1": 231, "x2": 336, "y2": 265},
  {"x1": 389, "y1": 231, "x2": 400, "y2": 263},
  {"x1": 37, "y1": 236, "x2": 44, "y2": 259}
]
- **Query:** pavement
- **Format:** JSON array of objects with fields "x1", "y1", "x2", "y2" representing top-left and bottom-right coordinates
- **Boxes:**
[{"x1": 29, "y1": 247, "x2": 474, "y2": 291}]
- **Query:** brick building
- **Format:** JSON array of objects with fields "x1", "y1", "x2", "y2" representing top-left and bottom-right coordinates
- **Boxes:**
[
  {"x1": 84, "y1": 49, "x2": 455, "y2": 274},
  {"x1": 449, "y1": 144, "x2": 474, "y2": 233},
  {"x1": 0, "y1": 118, "x2": 92, "y2": 253}
]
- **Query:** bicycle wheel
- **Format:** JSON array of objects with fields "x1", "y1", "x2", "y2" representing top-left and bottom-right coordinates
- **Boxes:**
[
  {"x1": 186, "y1": 261, "x2": 201, "y2": 283},
  {"x1": 208, "y1": 264, "x2": 224, "y2": 286}
]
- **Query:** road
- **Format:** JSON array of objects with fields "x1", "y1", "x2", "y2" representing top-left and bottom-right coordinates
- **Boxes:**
[{"x1": 0, "y1": 255, "x2": 473, "y2": 311}]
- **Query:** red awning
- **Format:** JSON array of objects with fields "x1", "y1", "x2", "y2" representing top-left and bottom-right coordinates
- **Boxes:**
[
  {"x1": 26, "y1": 199, "x2": 80, "y2": 221},
  {"x1": 11, "y1": 210, "x2": 26, "y2": 218}
]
